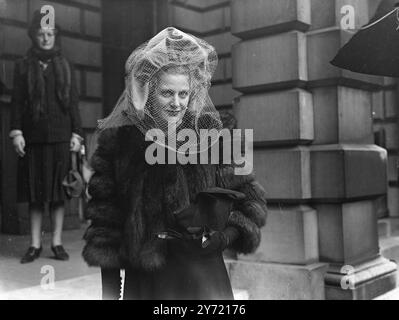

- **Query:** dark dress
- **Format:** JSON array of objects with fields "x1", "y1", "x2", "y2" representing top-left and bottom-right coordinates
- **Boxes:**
[
  {"x1": 123, "y1": 251, "x2": 233, "y2": 300},
  {"x1": 11, "y1": 52, "x2": 82, "y2": 204},
  {"x1": 102, "y1": 242, "x2": 233, "y2": 300}
]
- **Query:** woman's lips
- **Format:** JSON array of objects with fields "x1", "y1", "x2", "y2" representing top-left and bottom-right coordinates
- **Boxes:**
[{"x1": 165, "y1": 110, "x2": 182, "y2": 116}]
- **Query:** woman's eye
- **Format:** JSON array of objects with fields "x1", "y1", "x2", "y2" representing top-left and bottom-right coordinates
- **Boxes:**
[
  {"x1": 179, "y1": 91, "x2": 188, "y2": 98},
  {"x1": 161, "y1": 90, "x2": 173, "y2": 97}
]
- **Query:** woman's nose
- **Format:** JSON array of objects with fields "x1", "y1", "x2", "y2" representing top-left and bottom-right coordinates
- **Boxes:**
[{"x1": 171, "y1": 94, "x2": 180, "y2": 108}]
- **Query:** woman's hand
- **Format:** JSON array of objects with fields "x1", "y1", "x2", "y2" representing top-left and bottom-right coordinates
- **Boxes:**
[
  {"x1": 13, "y1": 135, "x2": 26, "y2": 157},
  {"x1": 201, "y1": 226, "x2": 240, "y2": 253},
  {"x1": 201, "y1": 230, "x2": 228, "y2": 253},
  {"x1": 70, "y1": 133, "x2": 82, "y2": 153},
  {"x1": 180, "y1": 227, "x2": 229, "y2": 255}
]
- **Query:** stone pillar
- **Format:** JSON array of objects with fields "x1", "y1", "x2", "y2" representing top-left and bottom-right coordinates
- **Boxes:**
[
  {"x1": 230, "y1": 0, "x2": 397, "y2": 300},
  {"x1": 374, "y1": 78, "x2": 399, "y2": 239},
  {"x1": 230, "y1": 0, "x2": 327, "y2": 300},
  {"x1": 168, "y1": 0, "x2": 240, "y2": 110}
]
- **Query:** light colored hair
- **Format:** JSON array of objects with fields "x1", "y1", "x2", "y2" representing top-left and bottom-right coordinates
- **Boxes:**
[{"x1": 150, "y1": 64, "x2": 191, "y2": 90}]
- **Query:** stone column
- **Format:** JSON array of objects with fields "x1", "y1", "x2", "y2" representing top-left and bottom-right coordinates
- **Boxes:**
[
  {"x1": 373, "y1": 78, "x2": 399, "y2": 259},
  {"x1": 230, "y1": 0, "x2": 397, "y2": 300},
  {"x1": 229, "y1": 0, "x2": 327, "y2": 300}
]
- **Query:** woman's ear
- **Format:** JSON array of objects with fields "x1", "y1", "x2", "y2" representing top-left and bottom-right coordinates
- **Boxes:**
[
  {"x1": 186, "y1": 86, "x2": 200, "y2": 112},
  {"x1": 130, "y1": 80, "x2": 149, "y2": 120}
]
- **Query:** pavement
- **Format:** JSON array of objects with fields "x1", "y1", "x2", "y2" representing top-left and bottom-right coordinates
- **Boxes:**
[
  {"x1": 1, "y1": 223, "x2": 399, "y2": 300},
  {"x1": 0, "y1": 223, "x2": 102, "y2": 300},
  {"x1": 0, "y1": 224, "x2": 249, "y2": 300}
]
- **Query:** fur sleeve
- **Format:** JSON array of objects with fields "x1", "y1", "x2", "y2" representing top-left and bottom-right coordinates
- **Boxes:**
[
  {"x1": 216, "y1": 165, "x2": 267, "y2": 254},
  {"x1": 82, "y1": 128, "x2": 125, "y2": 268}
]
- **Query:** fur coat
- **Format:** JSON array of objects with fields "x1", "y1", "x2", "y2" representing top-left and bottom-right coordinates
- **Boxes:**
[
  {"x1": 10, "y1": 50, "x2": 83, "y2": 143},
  {"x1": 82, "y1": 124, "x2": 267, "y2": 271}
]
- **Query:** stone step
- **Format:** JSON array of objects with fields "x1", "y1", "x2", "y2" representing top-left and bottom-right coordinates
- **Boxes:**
[
  {"x1": 226, "y1": 260, "x2": 328, "y2": 300},
  {"x1": 368, "y1": 233, "x2": 399, "y2": 300},
  {"x1": 380, "y1": 236, "x2": 399, "y2": 265},
  {"x1": 378, "y1": 218, "x2": 399, "y2": 239},
  {"x1": 374, "y1": 287, "x2": 399, "y2": 300}
]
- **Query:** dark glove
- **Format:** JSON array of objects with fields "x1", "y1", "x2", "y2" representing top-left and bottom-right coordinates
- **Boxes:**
[
  {"x1": 201, "y1": 230, "x2": 228, "y2": 254},
  {"x1": 156, "y1": 226, "x2": 240, "y2": 255},
  {"x1": 195, "y1": 226, "x2": 240, "y2": 254}
]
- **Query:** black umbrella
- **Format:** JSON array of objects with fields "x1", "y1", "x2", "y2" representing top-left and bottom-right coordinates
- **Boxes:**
[{"x1": 331, "y1": 0, "x2": 399, "y2": 77}]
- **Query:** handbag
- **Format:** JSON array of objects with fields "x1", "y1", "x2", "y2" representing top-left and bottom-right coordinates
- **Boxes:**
[
  {"x1": 62, "y1": 152, "x2": 84, "y2": 198},
  {"x1": 176, "y1": 187, "x2": 246, "y2": 232},
  {"x1": 157, "y1": 187, "x2": 245, "y2": 244}
]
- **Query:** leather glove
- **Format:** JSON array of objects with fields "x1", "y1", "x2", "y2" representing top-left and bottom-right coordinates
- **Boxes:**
[
  {"x1": 181, "y1": 226, "x2": 239, "y2": 255},
  {"x1": 70, "y1": 133, "x2": 83, "y2": 153},
  {"x1": 201, "y1": 226, "x2": 239, "y2": 253},
  {"x1": 201, "y1": 230, "x2": 228, "y2": 254},
  {"x1": 13, "y1": 134, "x2": 26, "y2": 157},
  {"x1": 157, "y1": 226, "x2": 240, "y2": 255}
]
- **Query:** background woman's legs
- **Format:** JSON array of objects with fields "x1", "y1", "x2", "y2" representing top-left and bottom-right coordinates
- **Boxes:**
[
  {"x1": 20, "y1": 202, "x2": 44, "y2": 263},
  {"x1": 50, "y1": 200, "x2": 64, "y2": 246},
  {"x1": 30, "y1": 202, "x2": 44, "y2": 248},
  {"x1": 50, "y1": 200, "x2": 69, "y2": 260}
]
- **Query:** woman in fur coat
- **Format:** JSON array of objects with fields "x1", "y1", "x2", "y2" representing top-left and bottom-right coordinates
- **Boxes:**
[{"x1": 82, "y1": 27, "x2": 267, "y2": 300}]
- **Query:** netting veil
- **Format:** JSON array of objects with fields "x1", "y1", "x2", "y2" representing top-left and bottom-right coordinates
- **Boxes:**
[{"x1": 97, "y1": 27, "x2": 223, "y2": 154}]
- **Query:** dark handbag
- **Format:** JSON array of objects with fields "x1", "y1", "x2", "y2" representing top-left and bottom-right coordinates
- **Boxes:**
[
  {"x1": 176, "y1": 187, "x2": 245, "y2": 232},
  {"x1": 62, "y1": 152, "x2": 84, "y2": 198},
  {"x1": 157, "y1": 188, "x2": 245, "y2": 244}
]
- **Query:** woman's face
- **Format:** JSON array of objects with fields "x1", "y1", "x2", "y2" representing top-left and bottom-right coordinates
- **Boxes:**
[
  {"x1": 153, "y1": 72, "x2": 190, "y2": 127},
  {"x1": 35, "y1": 28, "x2": 56, "y2": 50}
]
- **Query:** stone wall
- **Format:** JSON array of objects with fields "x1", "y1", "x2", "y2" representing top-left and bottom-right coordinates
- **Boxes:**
[
  {"x1": 169, "y1": 0, "x2": 239, "y2": 111},
  {"x1": 368, "y1": 0, "x2": 399, "y2": 236},
  {"x1": 228, "y1": 0, "x2": 397, "y2": 300}
]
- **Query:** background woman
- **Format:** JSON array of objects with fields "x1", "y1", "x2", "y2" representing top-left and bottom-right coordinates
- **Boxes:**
[
  {"x1": 83, "y1": 27, "x2": 267, "y2": 300},
  {"x1": 10, "y1": 11, "x2": 83, "y2": 263}
]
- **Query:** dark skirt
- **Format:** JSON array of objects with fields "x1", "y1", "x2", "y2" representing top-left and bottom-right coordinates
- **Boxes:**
[
  {"x1": 17, "y1": 142, "x2": 70, "y2": 204},
  {"x1": 101, "y1": 241, "x2": 234, "y2": 300}
]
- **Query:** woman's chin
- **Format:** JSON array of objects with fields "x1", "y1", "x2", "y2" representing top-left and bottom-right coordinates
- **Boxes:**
[
  {"x1": 39, "y1": 45, "x2": 54, "y2": 51},
  {"x1": 165, "y1": 117, "x2": 182, "y2": 127}
]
